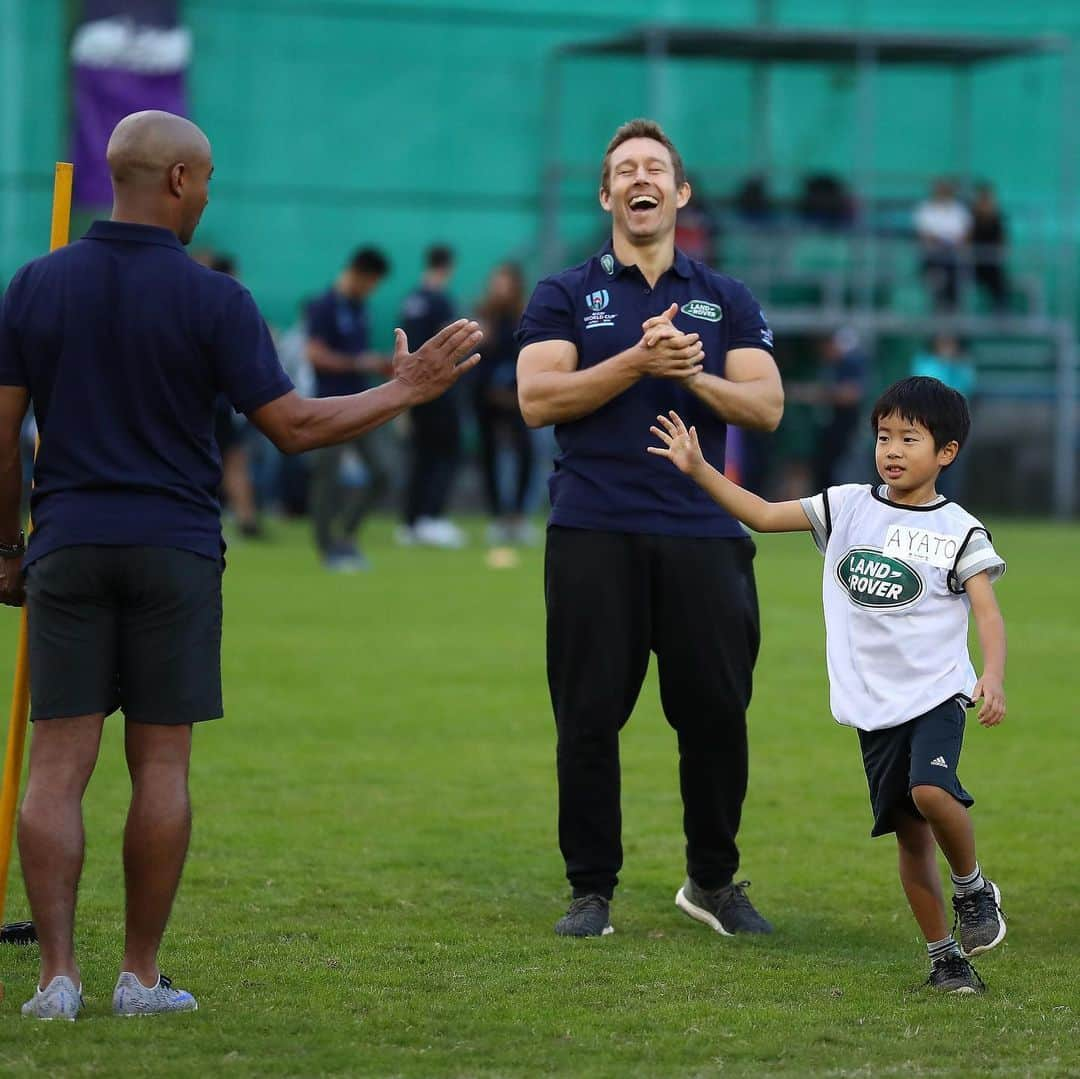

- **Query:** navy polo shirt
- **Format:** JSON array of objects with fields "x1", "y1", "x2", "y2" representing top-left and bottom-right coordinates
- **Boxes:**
[
  {"x1": 0, "y1": 220, "x2": 294, "y2": 566},
  {"x1": 517, "y1": 243, "x2": 774, "y2": 537},
  {"x1": 400, "y1": 284, "x2": 454, "y2": 348},
  {"x1": 307, "y1": 287, "x2": 370, "y2": 398}
]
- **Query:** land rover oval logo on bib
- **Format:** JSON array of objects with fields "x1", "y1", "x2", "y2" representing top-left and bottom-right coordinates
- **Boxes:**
[
  {"x1": 680, "y1": 299, "x2": 723, "y2": 322},
  {"x1": 836, "y1": 547, "x2": 924, "y2": 610}
]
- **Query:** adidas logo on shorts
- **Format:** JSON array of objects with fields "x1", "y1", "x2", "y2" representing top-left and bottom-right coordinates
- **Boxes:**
[{"x1": 930, "y1": 756, "x2": 948, "y2": 768}]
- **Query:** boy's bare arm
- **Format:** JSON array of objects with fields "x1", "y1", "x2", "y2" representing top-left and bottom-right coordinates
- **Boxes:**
[
  {"x1": 964, "y1": 570, "x2": 1007, "y2": 727},
  {"x1": 647, "y1": 410, "x2": 812, "y2": 533}
]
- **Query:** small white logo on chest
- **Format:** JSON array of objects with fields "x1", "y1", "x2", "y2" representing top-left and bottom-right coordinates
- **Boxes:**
[{"x1": 882, "y1": 525, "x2": 959, "y2": 570}]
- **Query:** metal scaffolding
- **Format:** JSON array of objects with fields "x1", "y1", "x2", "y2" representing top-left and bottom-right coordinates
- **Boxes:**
[{"x1": 541, "y1": 26, "x2": 1078, "y2": 517}]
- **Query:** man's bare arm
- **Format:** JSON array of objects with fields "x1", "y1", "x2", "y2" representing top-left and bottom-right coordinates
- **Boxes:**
[
  {"x1": 253, "y1": 320, "x2": 481, "y2": 454},
  {"x1": 517, "y1": 340, "x2": 642, "y2": 428},
  {"x1": 682, "y1": 347, "x2": 784, "y2": 432},
  {"x1": 517, "y1": 330, "x2": 705, "y2": 429}
]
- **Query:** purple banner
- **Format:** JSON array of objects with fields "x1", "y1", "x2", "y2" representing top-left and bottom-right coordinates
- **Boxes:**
[{"x1": 72, "y1": 65, "x2": 187, "y2": 207}]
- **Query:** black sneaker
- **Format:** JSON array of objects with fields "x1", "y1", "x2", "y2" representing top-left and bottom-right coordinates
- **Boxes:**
[
  {"x1": 675, "y1": 878, "x2": 773, "y2": 935},
  {"x1": 554, "y1": 895, "x2": 614, "y2": 937},
  {"x1": 924, "y1": 952, "x2": 986, "y2": 994},
  {"x1": 952, "y1": 880, "x2": 1006, "y2": 957}
]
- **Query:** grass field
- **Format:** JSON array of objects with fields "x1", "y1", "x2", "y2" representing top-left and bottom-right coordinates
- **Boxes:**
[{"x1": 0, "y1": 517, "x2": 1077, "y2": 1077}]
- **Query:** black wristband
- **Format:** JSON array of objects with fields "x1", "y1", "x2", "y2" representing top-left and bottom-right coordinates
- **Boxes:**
[{"x1": 0, "y1": 531, "x2": 26, "y2": 559}]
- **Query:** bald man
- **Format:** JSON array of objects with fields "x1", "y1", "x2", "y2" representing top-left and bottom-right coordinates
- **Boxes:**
[{"x1": 0, "y1": 110, "x2": 481, "y2": 1019}]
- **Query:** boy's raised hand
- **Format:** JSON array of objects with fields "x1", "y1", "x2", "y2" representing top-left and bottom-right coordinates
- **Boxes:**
[{"x1": 648, "y1": 411, "x2": 705, "y2": 477}]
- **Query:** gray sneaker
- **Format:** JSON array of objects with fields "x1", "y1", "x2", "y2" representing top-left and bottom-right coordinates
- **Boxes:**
[
  {"x1": 676, "y1": 878, "x2": 774, "y2": 935},
  {"x1": 21, "y1": 975, "x2": 83, "y2": 1021},
  {"x1": 924, "y1": 953, "x2": 986, "y2": 994},
  {"x1": 112, "y1": 972, "x2": 198, "y2": 1016},
  {"x1": 952, "y1": 879, "x2": 1007, "y2": 957},
  {"x1": 554, "y1": 895, "x2": 614, "y2": 937}
]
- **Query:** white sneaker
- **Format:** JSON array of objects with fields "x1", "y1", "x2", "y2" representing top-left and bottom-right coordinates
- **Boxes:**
[
  {"x1": 508, "y1": 519, "x2": 538, "y2": 546},
  {"x1": 113, "y1": 972, "x2": 198, "y2": 1016},
  {"x1": 486, "y1": 521, "x2": 511, "y2": 546},
  {"x1": 21, "y1": 975, "x2": 83, "y2": 1021},
  {"x1": 413, "y1": 517, "x2": 466, "y2": 549}
]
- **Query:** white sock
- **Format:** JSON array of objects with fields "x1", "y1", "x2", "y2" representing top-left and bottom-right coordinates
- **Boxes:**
[
  {"x1": 951, "y1": 863, "x2": 985, "y2": 897},
  {"x1": 927, "y1": 935, "x2": 961, "y2": 964}
]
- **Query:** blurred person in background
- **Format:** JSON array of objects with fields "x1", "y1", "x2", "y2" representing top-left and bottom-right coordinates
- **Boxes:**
[
  {"x1": 306, "y1": 247, "x2": 392, "y2": 571},
  {"x1": 397, "y1": 245, "x2": 465, "y2": 549},
  {"x1": 914, "y1": 179, "x2": 971, "y2": 312},
  {"x1": 473, "y1": 261, "x2": 534, "y2": 546},
  {"x1": 209, "y1": 254, "x2": 262, "y2": 538},
  {"x1": 273, "y1": 297, "x2": 316, "y2": 516},
  {"x1": 911, "y1": 334, "x2": 977, "y2": 499},
  {"x1": 788, "y1": 328, "x2": 868, "y2": 490},
  {"x1": 733, "y1": 174, "x2": 774, "y2": 225},
  {"x1": 970, "y1": 183, "x2": 1009, "y2": 313},
  {"x1": 675, "y1": 174, "x2": 719, "y2": 266}
]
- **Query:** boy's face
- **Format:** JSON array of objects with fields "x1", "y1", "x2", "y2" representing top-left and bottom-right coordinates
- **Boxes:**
[{"x1": 875, "y1": 412, "x2": 958, "y2": 495}]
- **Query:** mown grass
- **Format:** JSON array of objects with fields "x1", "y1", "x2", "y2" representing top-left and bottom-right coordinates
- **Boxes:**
[{"x1": 0, "y1": 518, "x2": 1076, "y2": 1077}]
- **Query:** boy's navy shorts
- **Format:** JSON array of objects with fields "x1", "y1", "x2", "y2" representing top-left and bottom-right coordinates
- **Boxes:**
[
  {"x1": 857, "y1": 697, "x2": 974, "y2": 837},
  {"x1": 25, "y1": 545, "x2": 223, "y2": 726}
]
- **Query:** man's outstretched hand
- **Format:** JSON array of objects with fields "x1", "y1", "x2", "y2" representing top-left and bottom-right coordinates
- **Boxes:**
[{"x1": 393, "y1": 319, "x2": 483, "y2": 404}]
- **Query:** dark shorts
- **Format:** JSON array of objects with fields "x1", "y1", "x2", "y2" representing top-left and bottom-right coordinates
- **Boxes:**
[
  {"x1": 857, "y1": 697, "x2": 974, "y2": 837},
  {"x1": 25, "y1": 545, "x2": 223, "y2": 725}
]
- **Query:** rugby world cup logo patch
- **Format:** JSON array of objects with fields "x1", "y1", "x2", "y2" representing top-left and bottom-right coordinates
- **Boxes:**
[
  {"x1": 836, "y1": 547, "x2": 924, "y2": 610},
  {"x1": 583, "y1": 289, "x2": 617, "y2": 330}
]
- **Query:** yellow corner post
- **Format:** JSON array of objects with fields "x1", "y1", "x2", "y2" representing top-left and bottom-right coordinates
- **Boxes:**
[{"x1": 0, "y1": 162, "x2": 74, "y2": 930}]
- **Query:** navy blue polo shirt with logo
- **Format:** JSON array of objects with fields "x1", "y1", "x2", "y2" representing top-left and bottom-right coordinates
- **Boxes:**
[
  {"x1": 516, "y1": 242, "x2": 774, "y2": 537},
  {"x1": 0, "y1": 220, "x2": 294, "y2": 566},
  {"x1": 306, "y1": 287, "x2": 371, "y2": 398}
]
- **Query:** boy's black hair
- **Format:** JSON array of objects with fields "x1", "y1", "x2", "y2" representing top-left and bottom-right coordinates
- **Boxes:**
[
  {"x1": 349, "y1": 247, "x2": 390, "y2": 277},
  {"x1": 870, "y1": 376, "x2": 971, "y2": 455}
]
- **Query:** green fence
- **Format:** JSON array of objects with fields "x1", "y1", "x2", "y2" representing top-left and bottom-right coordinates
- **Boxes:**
[{"x1": 3, "y1": 0, "x2": 1079, "y2": 335}]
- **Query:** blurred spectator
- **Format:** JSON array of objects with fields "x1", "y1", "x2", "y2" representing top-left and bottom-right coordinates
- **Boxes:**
[
  {"x1": 733, "y1": 174, "x2": 774, "y2": 224},
  {"x1": 971, "y1": 182, "x2": 1009, "y2": 312},
  {"x1": 789, "y1": 328, "x2": 868, "y2": 490},
  {"x1": 798, "y1": 173, "x2": 855, "y2": 228},
  {"x1": 397, "y1": 245, "x2": 465, "y2": 549},
  {"x1": 911, "y1": 334, "x2": 976, "y2": 397},
  {"x1": 472, "y1": 262, "x2": 534, "y2": 546},
  {"x1": 914, "y1": 179, "x2": 971, "y2": 311},
  {"x1": 911, "y1": 335, "x2": 976, "y2": 500},
  {"x1": 272, "y1": 299, "x2": 316, "y2": 516},
  {"x1": 306, "y1": 247, "x2": 392, "y2": 571},
  {"x1": 675, "y1": 174, "x2": 719, "y2": 265},
  {"x1": 210, "y1": 254, "x2": 263, "y2": 538}
]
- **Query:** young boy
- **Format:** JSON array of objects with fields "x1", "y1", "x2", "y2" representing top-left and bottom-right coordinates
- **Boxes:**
[{"x1": 648, "y1": 376, "x2": 1007, "y2": 994}]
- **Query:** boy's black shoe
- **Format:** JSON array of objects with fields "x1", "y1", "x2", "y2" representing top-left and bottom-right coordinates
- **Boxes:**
[
  {"x1": 952, "y1": 879, "x2": 1006, "y2": 956},
  {"x1": 924, "y1": 952, "x2": 986, "y2": 994},
  {"x1": 675, "y1": 878, "x2": 773, "y2": 935},
  {"x1": 555, "y1": 895, "x2": 614, "y2": 937}
]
